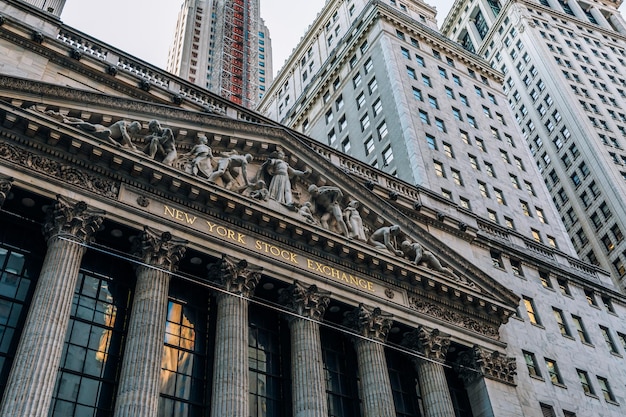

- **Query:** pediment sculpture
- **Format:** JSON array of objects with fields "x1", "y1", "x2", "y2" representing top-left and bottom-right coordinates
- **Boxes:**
[{"x1": 37, "y1": 112, "x2": 462, "y2": 281}]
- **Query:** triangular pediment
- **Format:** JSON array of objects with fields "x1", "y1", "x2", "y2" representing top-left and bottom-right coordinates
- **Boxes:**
[{"x1": 0, "y1": 75, "x2": 518, "y2": 325}]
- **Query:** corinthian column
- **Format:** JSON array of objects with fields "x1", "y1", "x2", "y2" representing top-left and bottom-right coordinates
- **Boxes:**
[
  {"x1": 403, "y1": 327, "x2": 455, "y2": 417},
  {"x1": 209, "y1": 254, "x2": 262, "y2": 417},
  {"x1": 114, "y1": 228, "x2": 187, "y2": 417},
  {"x1": 0, "y1": 196, "x2": 104, "y2": 417},
  {"x1": 280, "y1": 282, "x2": 331, "y2": 417},
  {"x1": 344, "y1": 304, "x2": 395, "y2": 417},
  {"x1": 0, "y1": 176, "x2": 12, "y2": 207}
]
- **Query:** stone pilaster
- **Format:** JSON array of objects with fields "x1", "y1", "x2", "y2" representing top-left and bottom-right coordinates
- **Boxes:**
[
  {"x1": 280, "y1": 282, "x2": 331, "y2": 417},
  {"x1": 0, "y1": 196, "x2": 104, "y2": 417},
  {"x1": 454, "y1": 345, "x2": 519, "y2": 417},
  {"x1": 0, "y1": 176, "x2": 12, "y2": 207},
  {"x1": 403, "y1": 326, "x2": 455, "y2": 417},
  {"x1": 344, "y1": 304, "x2": 395, "y2": 417},
  {"x1": 209, "y1": 254, "x2": 262, "y2": 417},
  {"x1": 114, "y1": 228, "x2": 187, "y2": 417}
]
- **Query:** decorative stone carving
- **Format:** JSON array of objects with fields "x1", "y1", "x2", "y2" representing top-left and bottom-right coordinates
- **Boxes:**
[
  {"x1": 403, "y1": 326, "x2": 450, "y2": 361},
  {"x1": 208, "y1": 151, "x2": 253, "y2": 189},
  {"x1": 455, "y1": 345, "x2": 517, "y2": 386},
  {"x1": 308, "y1": 184, "x2": 350, "y2": 236},
  {"x1": 210, "y1": 254, "x2": 262, "y2": 297},
  {"x1": 279, "y1": 281, "x2": 331, "y2": 320},
  {"x1": 0, "y1": 176, "x2": 13, "y2": 207},
  {"x1": 180, "y1": 135, "x2": 213, "y2": 178},
  {"x1": 42, "y1": 195, "x2": 105, "y2": 244},
  {"x1": 368, "y1": 225, "x2": 404, "y2": 256},
  {"x1": 344, "y1": 200, "x2": 367, "y2": 241},
  {"x1": 344, "y1": 303, "x2": 393, "y2": 342},
  {"x1": 136, "y1": 195, "x2": 150, "y2": 207},
  {"x1": 143, "y1": 120, "x2": 177, "y2": 166},
  {"x1": 255, "y1": 149, "x2": 310, "y2": 206},
  {"x1": 408, "y1": 297, "x2": 500, "y2": 339},
  {"x1": 400, "y1": 240, "x2": 455, "y2": 277},
  {"x1": 132, "y1": 227, "x2": 187, "y2": 271},
  {"x1": 297, "y1": 201, "x2": 319, "y2": 224},
  {"x1": 0, "y1": 141, "x2": 118, "y2": 198}
]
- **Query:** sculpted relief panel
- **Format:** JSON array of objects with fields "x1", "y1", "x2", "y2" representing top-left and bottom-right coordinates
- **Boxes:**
[{"x1": 36, "y1": 110, "x2": 461, "y2": 281}]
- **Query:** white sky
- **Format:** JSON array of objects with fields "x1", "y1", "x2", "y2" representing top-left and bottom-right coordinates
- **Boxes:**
[{"x1": 61, "y1": 0, "x2": 455, "y2": 76}]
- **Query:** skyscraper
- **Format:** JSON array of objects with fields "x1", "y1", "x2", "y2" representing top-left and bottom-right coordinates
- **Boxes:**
[
  {"x1": 442, "y1": 0, "x2": 626, "y2": 290},
  {"x1": 19, "y1": 0, "x2": 65, "y2": 16},
  {"x1": 167, "y1": 0, "x2": 272, "y2": 108}
]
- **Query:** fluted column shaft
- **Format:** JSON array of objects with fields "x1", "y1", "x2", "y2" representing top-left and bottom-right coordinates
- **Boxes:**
[
  {"x1": 344, "y1": 304, "x2": 395, "y2": 417},
  {"x1": 0, "y1": 197, "x2": 103, "y2": 417},
  {"x1": 416, "y1": 359, "x2": 455, "y2": 417},
  {"x1": 289, "y1": 319, "x2": 328, "y2": 417},
  {"x1": 404, "y1": 327, "x2": 455, "y2": 417},
  {"x1": 354, "y1": 338, "x2": 395, "y2": 417},
  {"x1": 280, "y1": 282, "x2": 331, "y2": 417},
  {"x1": 210, "y1": 293, "x2": 250, "y2": 417},
  {"x1": 209, "y1": 255, "x2": 261, "y2": 417},
  {"x1": 114, "y1": 228, "x2": 186, "y2": 417}
]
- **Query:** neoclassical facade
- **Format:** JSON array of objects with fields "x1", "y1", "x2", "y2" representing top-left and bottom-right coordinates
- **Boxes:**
[{"x1": 0, "y1": 2, "x2": 625, "y2": 417}]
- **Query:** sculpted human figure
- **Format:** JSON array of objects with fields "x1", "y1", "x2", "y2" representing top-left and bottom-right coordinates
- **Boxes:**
[
  {"x1": 368, "y1": 225, "x2": 404, "y2": 256},
  {"x1": 343, "y1": 200, "x2": 366, "y2": 241},
  {"x1": 298, "y1": 201, "x2": 319, "y2": 225},
  {"x1": 400, "y1": 240, "x2": 455, "y2": 276},
  {"x1": 262, "y1": 150, "x2": 310, "y2": 206},
  {"x1": 144, "y1": 120, "x2": 177, "y2": 166},
  {"x1": 207, "y1": 151, "x2": 253, "y2": 189},
  {"x1": 184, "y1": 136, "x2": 213, "y2": 178},
  {"x1": 248, "y1": 180, "x2": 269, "y2": 201},
  {"x1": 46, "y1": 110, "x2": 140, "y2": 149},
  {"x1": 308, "y1": 185, "x2": 350, "y2": 237}
]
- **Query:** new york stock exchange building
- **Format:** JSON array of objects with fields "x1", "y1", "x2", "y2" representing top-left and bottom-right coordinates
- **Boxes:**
[{"x1": 1, "y1": 2, "x2": 624, "y2": 417}]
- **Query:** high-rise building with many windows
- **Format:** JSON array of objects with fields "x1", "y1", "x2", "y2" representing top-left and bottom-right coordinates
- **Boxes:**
[
  {"x1": 167, "y1": 0, "x2": 272, "y2": 108},
  {"x1": 442, "y1": 0, "x2": 626, "y2": 290}
]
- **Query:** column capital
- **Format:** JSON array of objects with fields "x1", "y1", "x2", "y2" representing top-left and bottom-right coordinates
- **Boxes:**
[
  {"x1": 402, "y1": 326, "x2": 450, "y2": 361},
  {"x1": 133, "y1": 226, "x2": 187, "y2": 271},
  {"x1": 279, "y1": 281, "x2": 331, "y2": 320},
  {"x1": 455, "y1": 345, "x2": 517, "y2": 386},
  {"x1": 0, "y1": 176, "x2": 12, "y2": 207},
  {"x1": 43, "y1": 195, "x2": 105, "y2": 244},
  {"x1": 344, "y1": 303, "x2": 393, "y2": 342},
  {"x1": 211, "y1": 254, "x2": 262, "y2": 297}
]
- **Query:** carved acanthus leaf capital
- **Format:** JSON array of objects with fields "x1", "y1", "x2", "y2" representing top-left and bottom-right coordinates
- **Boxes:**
[
  {"x1": 279, "y1": 281, "x2": 331, "y2": 320},
  {"x1": 344, "y1": 303, "x2": 393, "y2": 342},
  {"x1": 133, "y1": 227, "x2": 187, "y2": 271},
  {"x1": 210, "y1": 254, "x2": 262, "y2": 297},
  {"x1": 42, "y1": 195, "x2": 105, "y2": 245},
  {"x1": 455, "y1": 345, "x2": 517, "y2": 386},
  {"x1": 402, "y1": 326, "x2": 450, "y2": 362},
  {"x1": 0, "y1": 176, "x2": 13, "y2": 206}
]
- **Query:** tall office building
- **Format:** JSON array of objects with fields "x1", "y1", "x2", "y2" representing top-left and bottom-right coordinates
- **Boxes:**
[
  {"x1": 0, "y1": 1, "x2": 625, "y2": 417},
  {"x1": 258, "y1": 0, "x2": 575, "y2": 260},
  {"x1": 442, "y1": 0, "x2": 626, "y2": 290},
  {"x1": 19, "y1": 0, "x2": 65, "y2": 16},
  {"x1": 167, "y1": 0, "x2": 272, "y2": 108}
]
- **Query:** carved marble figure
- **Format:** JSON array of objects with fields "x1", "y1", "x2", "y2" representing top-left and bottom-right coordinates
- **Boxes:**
[
  {"x1": 308, "y1": 185, "x2": 350, "y2": 237},
  {"x1": 400, "y1": 240, "x2": 455, "y2": 277},
  {"x1": 144, "y1": 120, "x2": 177, "y2": 166},
  {"x1": 207, "y1": 151, "x2": 252, "y2": 189},
  {"x1": 368, "y1": 225, "x2": 403, "y2": 256},
  {"x1": 343, "y1": 200, "x2": 366, "y2": 241},
  {"x1": 183, "y1": 136, "x2": 213, "y2": 178},
  {"x1": 257, "y1": 150, "x2": 310, "y2": 206},
  {"x1": 298, "y1": 202, "x2": 319, "y2": 225}
]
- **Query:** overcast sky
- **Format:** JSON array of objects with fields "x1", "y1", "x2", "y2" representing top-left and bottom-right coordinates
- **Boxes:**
[{"x1": 61, "y1": 0, "x2": 456, "y2": 76}]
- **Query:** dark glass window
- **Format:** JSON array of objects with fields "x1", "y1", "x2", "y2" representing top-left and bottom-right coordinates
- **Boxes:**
[
  {"x1": 321, "y1": 328, "x2": 361, "y2": 417},
  {"x1": 50, "y1": 268, "x2": 131, "y2": 417},
  {"x1": 249, "y1": 306, "x2": 290, "y2": 417},
  {"x1": 0, "y1": 245, "x2": 41, "y2": 398},
  {"x1": 387, "y1": 349, "x2": 422, "y2": 417},
  {"x1": 159, "y1": 282, "x2": 210, "y2": 417}
]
